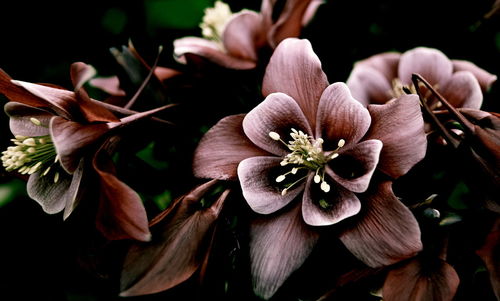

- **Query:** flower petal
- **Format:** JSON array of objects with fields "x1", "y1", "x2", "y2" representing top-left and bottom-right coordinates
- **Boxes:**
[
  {"x1": 346, "y1": 65, "x2": 393, "y2": 106},
  {"x1": 326, "y1": 139, "x2": 383, "y2": 193},
  {"x1": 302, "y1": 0, "x2": 324, "y2": 25},
  {"x1": 352, "y1": 52, "x2": 401, "y2": 83},
  {"x1": 120, "y1": 180, "x2": 227, "y2": 296},
  {"x1": 222, "y1": 10, "x2": 262, "y2": 62},
  {"x1": 365, "y1": 94, "x2": 426, "y2": 179},
  {"x1": 0, "y1": 69, "x2": 46, "y2": 108},
  {"x1": 62, "y1": 160, "x2": 85, "y2": 220},
  {"x1": 452, "y1": 59, "x2": 497, "y2": 91},
  {"x1": 383, "y1": 258, "x2": 460, "y2": 301},
  {"x1": 262, "y1": 38, "x2": 329, "y2": 129},
  {"x1": 250, "y1": 202, "x2": 319, "y2": 299},
  {"x1": 238, "y1": 156, "x2": 305, "y2": 214},
  {"x1": 26, "y1": 168, "x2": 74, "y2": 214},
  {"x1": 243, "y1": 92, "x2": 313, "y2": 156},
  {"x1": 193, "y1": 114, "x2": 269, "y2": 180},
  {"x1": 174, "y1": 37, "x2": 256, "y2": 70},
  {"x1": 316, "y1": 82, "x2": 372, "y2": 150},
  {"x1": 302, "y1": 174, "x2": 361, "y2": 226},
  {"x1": 476, "y1": 218, "x2": 500, "y2": 299},
  {"x1": 70, "y1": 62, "x2": 96, "y2": 91},
  {"x1": 440, "y1": 71, "x2": 483, "y2": 110},
  {"x1": 4, "y1": 102, "x2": 52, "y2": 136},
  {"x1": 89, "y1": 76, "x2": 126, "y2": 97},
  {"x1": 339, "y1": 181, "x2": 422, "y2": 267},
  {"x1": 93, "y1": 140, "x2": 151, "y2": 242},
  {"x1": 267, "y1": 0, "x2": 314, "y2": 48},
  {"x1": 398, "y1": 47, "x2": 453, "y2": 86}
]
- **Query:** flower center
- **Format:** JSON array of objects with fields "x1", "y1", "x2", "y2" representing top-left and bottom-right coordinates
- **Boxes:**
[
  {"x1": 390, "y1": 79, "x2": 442, "y2": 109},
  {"x1": 1, "y1": 118, "x2": 62, "y2": 183},
  {"x1": 200, "y1": 1, "x2": 233, "y2": 46},
  {"x1": 269, "y1": 129, "x2": 345, "y2": 196}
]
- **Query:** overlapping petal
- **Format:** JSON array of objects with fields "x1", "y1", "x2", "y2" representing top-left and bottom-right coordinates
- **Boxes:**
[
  {"x1": 345, "y1": 65, "x2": 393, "y2": 106},
  {"x1": 398, "y1": 47, "x2": 453, "y2": 86},
  {"x1": 222, "y1": 10, "x2": 262, "y2": 62},
  {"x1": 5, "y1": 102, "x2": 52, "y2": 137},
  {"x1": 452, "y1": 60, "x2": 497, "y2": 91},
  {"x1": 440, "y1": 71, "x2": 482, "y2": 109}
]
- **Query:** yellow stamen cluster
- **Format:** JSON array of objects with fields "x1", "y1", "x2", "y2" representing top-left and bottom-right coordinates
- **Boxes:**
[
  {"x1": 269, "y1": 129, "x2": 345, "y2": 195},
  {"x1": 1, "y1": 118, "x2": 61, "y2": 183},
  {"x1": 200, "y1": 1, "x2": 233, "y2": 43},
  {"x1": 390, "y1": 78, "x2": 418, "y2": 99}
]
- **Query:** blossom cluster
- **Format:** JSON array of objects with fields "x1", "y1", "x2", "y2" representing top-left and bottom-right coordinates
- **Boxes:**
[{"x1": 0, "y1": 1, "x2": 499, "y2": 300}]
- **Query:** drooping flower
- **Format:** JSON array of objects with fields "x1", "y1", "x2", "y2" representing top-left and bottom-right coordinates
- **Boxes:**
[
  {"x1": 174, "y1": 0, "x2": 323, "y2": 70},
  {"x1": 0, "y1": 63, "x2": 172, "y2": 241},
  {"x1": 193, "y1": 38, "x2": 426, "y2": 298},
  {"x1": 346, "y1": 47, "x2": 497, "y2": 109}
]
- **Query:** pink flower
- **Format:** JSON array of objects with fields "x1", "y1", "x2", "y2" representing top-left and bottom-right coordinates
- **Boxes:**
[
  {"x1": 174, "y1": 0, "x2": 323, "y2": 70},
  {"x1": 346, "y1": 47, "x2": 497, "y2": 109},
  {"x1": 192, "y1": 38, "x2": 427, "y2": 298}
]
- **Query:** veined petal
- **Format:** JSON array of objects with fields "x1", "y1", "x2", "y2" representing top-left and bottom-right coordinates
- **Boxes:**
[
  {"x1": 89, "y1": 76, "x2": 126, "y2": 97},
  {"x1": 262, "y1": 38, "x2": 329, "y2": 129},
  {"x1": 398, "y1": 47, "x2": 453, "y2": 86},
  {"x1": 316, "y1": 82, "x2": 371, "y2": 150},
  {"x1": 440, "y1": 71, "x2": 483, "y2": 110},
  {"x1": 346, "y1": 65, "x2": 393, "y2": 106},
  {"x1": 243, "y1": 92, "x2": 313, "y2": 156},
  {"x1": 352, "y1": 52, "x2": 400, "y2": 83},
  {"x1": 174, "y1": 37, "x2": 256, "y2": 70},
  {"x1": 193, "y1": 114, "x2": 269, "y2": 180},
  {"x1": 250, "y1": 202, "x2": 319, "y2": 299},
  {"x1": 267, "y1": 0, "x2": 313, "y2": 48},
  {"x1": 63, "y1": 160, "x2": 85, "y2": 220},
  {"x1": 4, "y1": 102, "x2": 52, "y2": 137},
  {"x1": 238, "y1": 156, "x2": 304, "y2": 214},
  {"x1": 222, "y1": 10, "x2": 262, "y2": 62},
  {"x1": 452, "y1": 59, "x2": 497, "y2": 91},
  {"x1": 27, "y1": 168, "x2": 75, "y2": 214},
  {"x1": 326, "y1": 139, "x2": 383, "y2": 193},
  {"x1": 70, "y1": 62, "x2": 96, "y2": 91},
  {"x1": 339, "y1": 181, "x2": 422, "y2": 267},
  {"x1": 302, "y1": 174, "x2": 361, "y2": 226},
  {"x1": 365, "y1": 94, "x2": 426, "y2": 179},
  {"x1": 0, "y1": 69, "x2": 47, "y2": 108}
]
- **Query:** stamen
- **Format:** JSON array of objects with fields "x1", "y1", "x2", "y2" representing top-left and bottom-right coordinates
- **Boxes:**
[
  {"x1": 269, "y1": 131, "x2": 280, "y2": 141},
  {"x1": 30, "y1": 118, "x2": 41, "y2": 126},
  {"x1": 276, "y1": 175, "x2": 286, "y2": 183}
]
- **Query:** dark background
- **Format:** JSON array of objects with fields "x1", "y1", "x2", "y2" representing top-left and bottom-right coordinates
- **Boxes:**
[{"x1": 0, "y1": 0, "x2": 499, "y2": 300}]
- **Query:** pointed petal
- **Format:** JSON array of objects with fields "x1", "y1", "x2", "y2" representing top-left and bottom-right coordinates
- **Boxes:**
[
  {"x1": 70, "y1": 62, "x2": 96, "y2": 91},
  {"x1": 262, "y1": 38, "x2": 329, "y2": 129},
  {"x1": 93, "y1": 141, "x2": 150, "y2": 242},
  {"x1": 316, "y1": 82, "x2": 371, "y2": 149},
  {"x1": 302, "y1": 174, "x2": 361, "y2": 226},
  {"x1": 50, "y1": 116, "x2": 112, "y2": 174},
  {"x1": 302, "y1": 0, "x2": 324, "y2": 25},
  {"x1": 193, "y1": 114, "x2": 269, "y2": 180},
  {"x1": 339, "y1": 181, "x2": 422, "y2": 267},
  {"x1": 250, "y1": 202, "x2": 319, "y2": 299},
  {"x1": 222, "y1": 10, "x2": 261, "y2": 62},
  {"x1": 346, "y1": 65, "x2": 393, "y2": 106},
  {"x1": 4, "y1": 102, "x2": 52, "y2": 136},
  {"x1": 452, "y1": 60, "x2": 497, "y2": 91},
  {"x1": 267, "y1": 0, "x2": 313, "y2": 48},
  {"x1": 398, "y1": 47, "x2": 453, "y2": 86},
  {"x1": 62, "y1": 160, "x2": 85, "y2": 220},
  {"x1": 365, "y1": 94, "x2": 427, "y2": 179},
  {"x1": 154, "y1": 67, "x2": 182, "y2": 82},
  {"x1": 352, "y1": 52, "x2": 400, "y2": 83},
  {"x1": 26, "y1": 169, "x2": 74, "y2": 214},
  {"x1": 238, "y1": 156, "x2": 305, "y2": 214},
  {"x1": 383, "y1": 258, "x2": 460, "y2": 301},
  {"x1": 120, "y1": 182, "x2": 228, "y2": 296},
  {"x1": 89, "y1": 76, "x2": 126, "y2": 96},
  {"x1": 174, "y1": 37, "x2": 256, "y2": 70},
  {"x1": 243, "y1": 92, "x2": 313, "y2": 156},
  {"x1": 440, "y1": 71, "x2": 483, "y2": 110},
  {"x1": 0, "y1": 69, "x2": 46, "y2": 108},
  {"x1": 326, "y1": 139, "x2": 383, "y2": 193}
]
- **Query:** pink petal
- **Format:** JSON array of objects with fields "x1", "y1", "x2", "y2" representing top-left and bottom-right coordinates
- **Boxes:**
[
  {"x1": 267, "y1": 0, "x2": 314, "y2": 48},
  {"x1": 62, "y1": 160, "x2": 85, "y2": 220},
  {"x1": 154, "y1": 66, "x2": 181, "y2": 82},
  {"x1": 383, "y1": 258, "x2": 460, "y2": 301},
  {"x1": 174, "y1": 37, "x2": 256, "y2": 70},
  {"x1": 440, "y1": 71, "x2": 483, "y2": 110},
  {"x1": 316, "y1": 82, "x2": 372, "y2": 150},
  {"x1": 339, "y1": 181, "x2": 422, "y2": 267},
  {"x1": 326, "y1": 139, "x2": 383, "y2": 193},
  {"x1": 346, "y1": 65, "x2": 393, "y2": 106},
  {"x1": 4, "y1": 102, "x2": 52, "y2": 137},
  {"x1": 302, "y1": 174, "x2": 361, "y2": 226},
  {"x1": 250, "y1": 202, "x2": 319, "y2": 299},
  {"x1": 89, "y1": 76, "x2": 126, "y2": 97},
  {"x1": 302, "y1": 0, "x2": 324, "y2": 25},
  {"x1": 452, "y1": 60, "x2": 497, "y2": 91},
  {"x1": 70, "y1": 62, "x2": 96, "y2": 91},
  {"x1": 398, "y1": 47, "x2": 453, "y2": 86},
  {"x1": 238, "y1": 156, "x2": 305, "y2": 214},
  {"x1": 243, "y1": 92, "x2": 313, "y2": 156},
  {"x1": 352, "y1": 52, "x2": 400, "y2": 83},
  {"x1": 120, "y1": 180, "x2": 227, "y2": 296},
  {"x1": 193, "y1": 114, "x2": 269, "y2": 180},
  {"x1": 222, "y1": 10, "x2": 262, "y2": 62},
  {"x1": 365, "y1": 94, "x2": 427, "y2": 179},
  {"x1": 93, "y1": 140, "x2": 151, "y2": 242},
  {"x1": 0, "y1": 69, "x2": 46, "y2": 108},
  {"x1": 262, "y1": 38, "x2": 329, "y2": 129}
]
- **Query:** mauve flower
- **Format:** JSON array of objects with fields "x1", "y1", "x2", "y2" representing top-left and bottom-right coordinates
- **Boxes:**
[
  {"x1": 193, "y1": 38, "x2": 426, "y2": 298},
  {"x1": 174, "y1": 0, "x2": 322, "y2": 70},
  {"x1": 346, "y1": 47, "x2": 497, "y2": 109},
  {"x1": 0, "y1": 63, "x2": 171, "y2": 241}
]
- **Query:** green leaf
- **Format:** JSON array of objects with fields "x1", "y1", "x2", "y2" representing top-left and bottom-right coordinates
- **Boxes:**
[
  {"x1": 153, "y1": 189, "x2": 173, "y2": 210},
  {"x1": 136, "y1": 142, "x2": 169, "y2": 170},
  {"x1": 447, "y1": 181, "x2": 469, "y2": 210},
  {"x1": 0, "y1": 179, "x2": 27, "y2": 207},
  {"x1": 145, "y1": 0, "x2": 213, "y2": 29}
]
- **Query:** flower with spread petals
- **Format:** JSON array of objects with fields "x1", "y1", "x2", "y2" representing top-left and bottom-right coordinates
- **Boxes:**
[
  {"x1": 0, "y1": 63, "x2": 171, "y2": 241},
  {"x1": 346, "y1": 47, "x2": 497, "y2": 110},
  {"x1": 192, "y1": 38, "x2": 427, "y2": 299},
  {"x1": 174, "y1": 0, "x2": 323, "y2": 70}
]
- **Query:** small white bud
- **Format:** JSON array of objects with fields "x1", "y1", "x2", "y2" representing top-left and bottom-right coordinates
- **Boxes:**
[
  {"x1": 54, "y1": 172, "x2": 60, "y2": 183},
  {"x1": 321, "y1": 181, "x2": 330, "y2": 193},
  {"x1": 291, "y1": 167, "x2": 298, "y2": 174},
  {"x1": 314, "y1": 174, "x2": 321, "y2": 183},
  {"x1": 269, "y1": 131, "x2": 281, "y2": 141},
  {"x1": 281, "y1": 188, "x2": 288, "y2": 196},
  {"x1": 338, "y1": 139, "x2": 345, "y2": 148},
  {"x1": 276, "y1": 175, "x2": 286, "y2": 183},
  {"x1": 30, "y1": 118, "x2": 41, "y2": 126},
  {"x1": 329, "y1": 153, "x2": 339, "y2": 160},
  {"x1": 23, "y1": 138, "x2": 36, "y2": 146}
]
